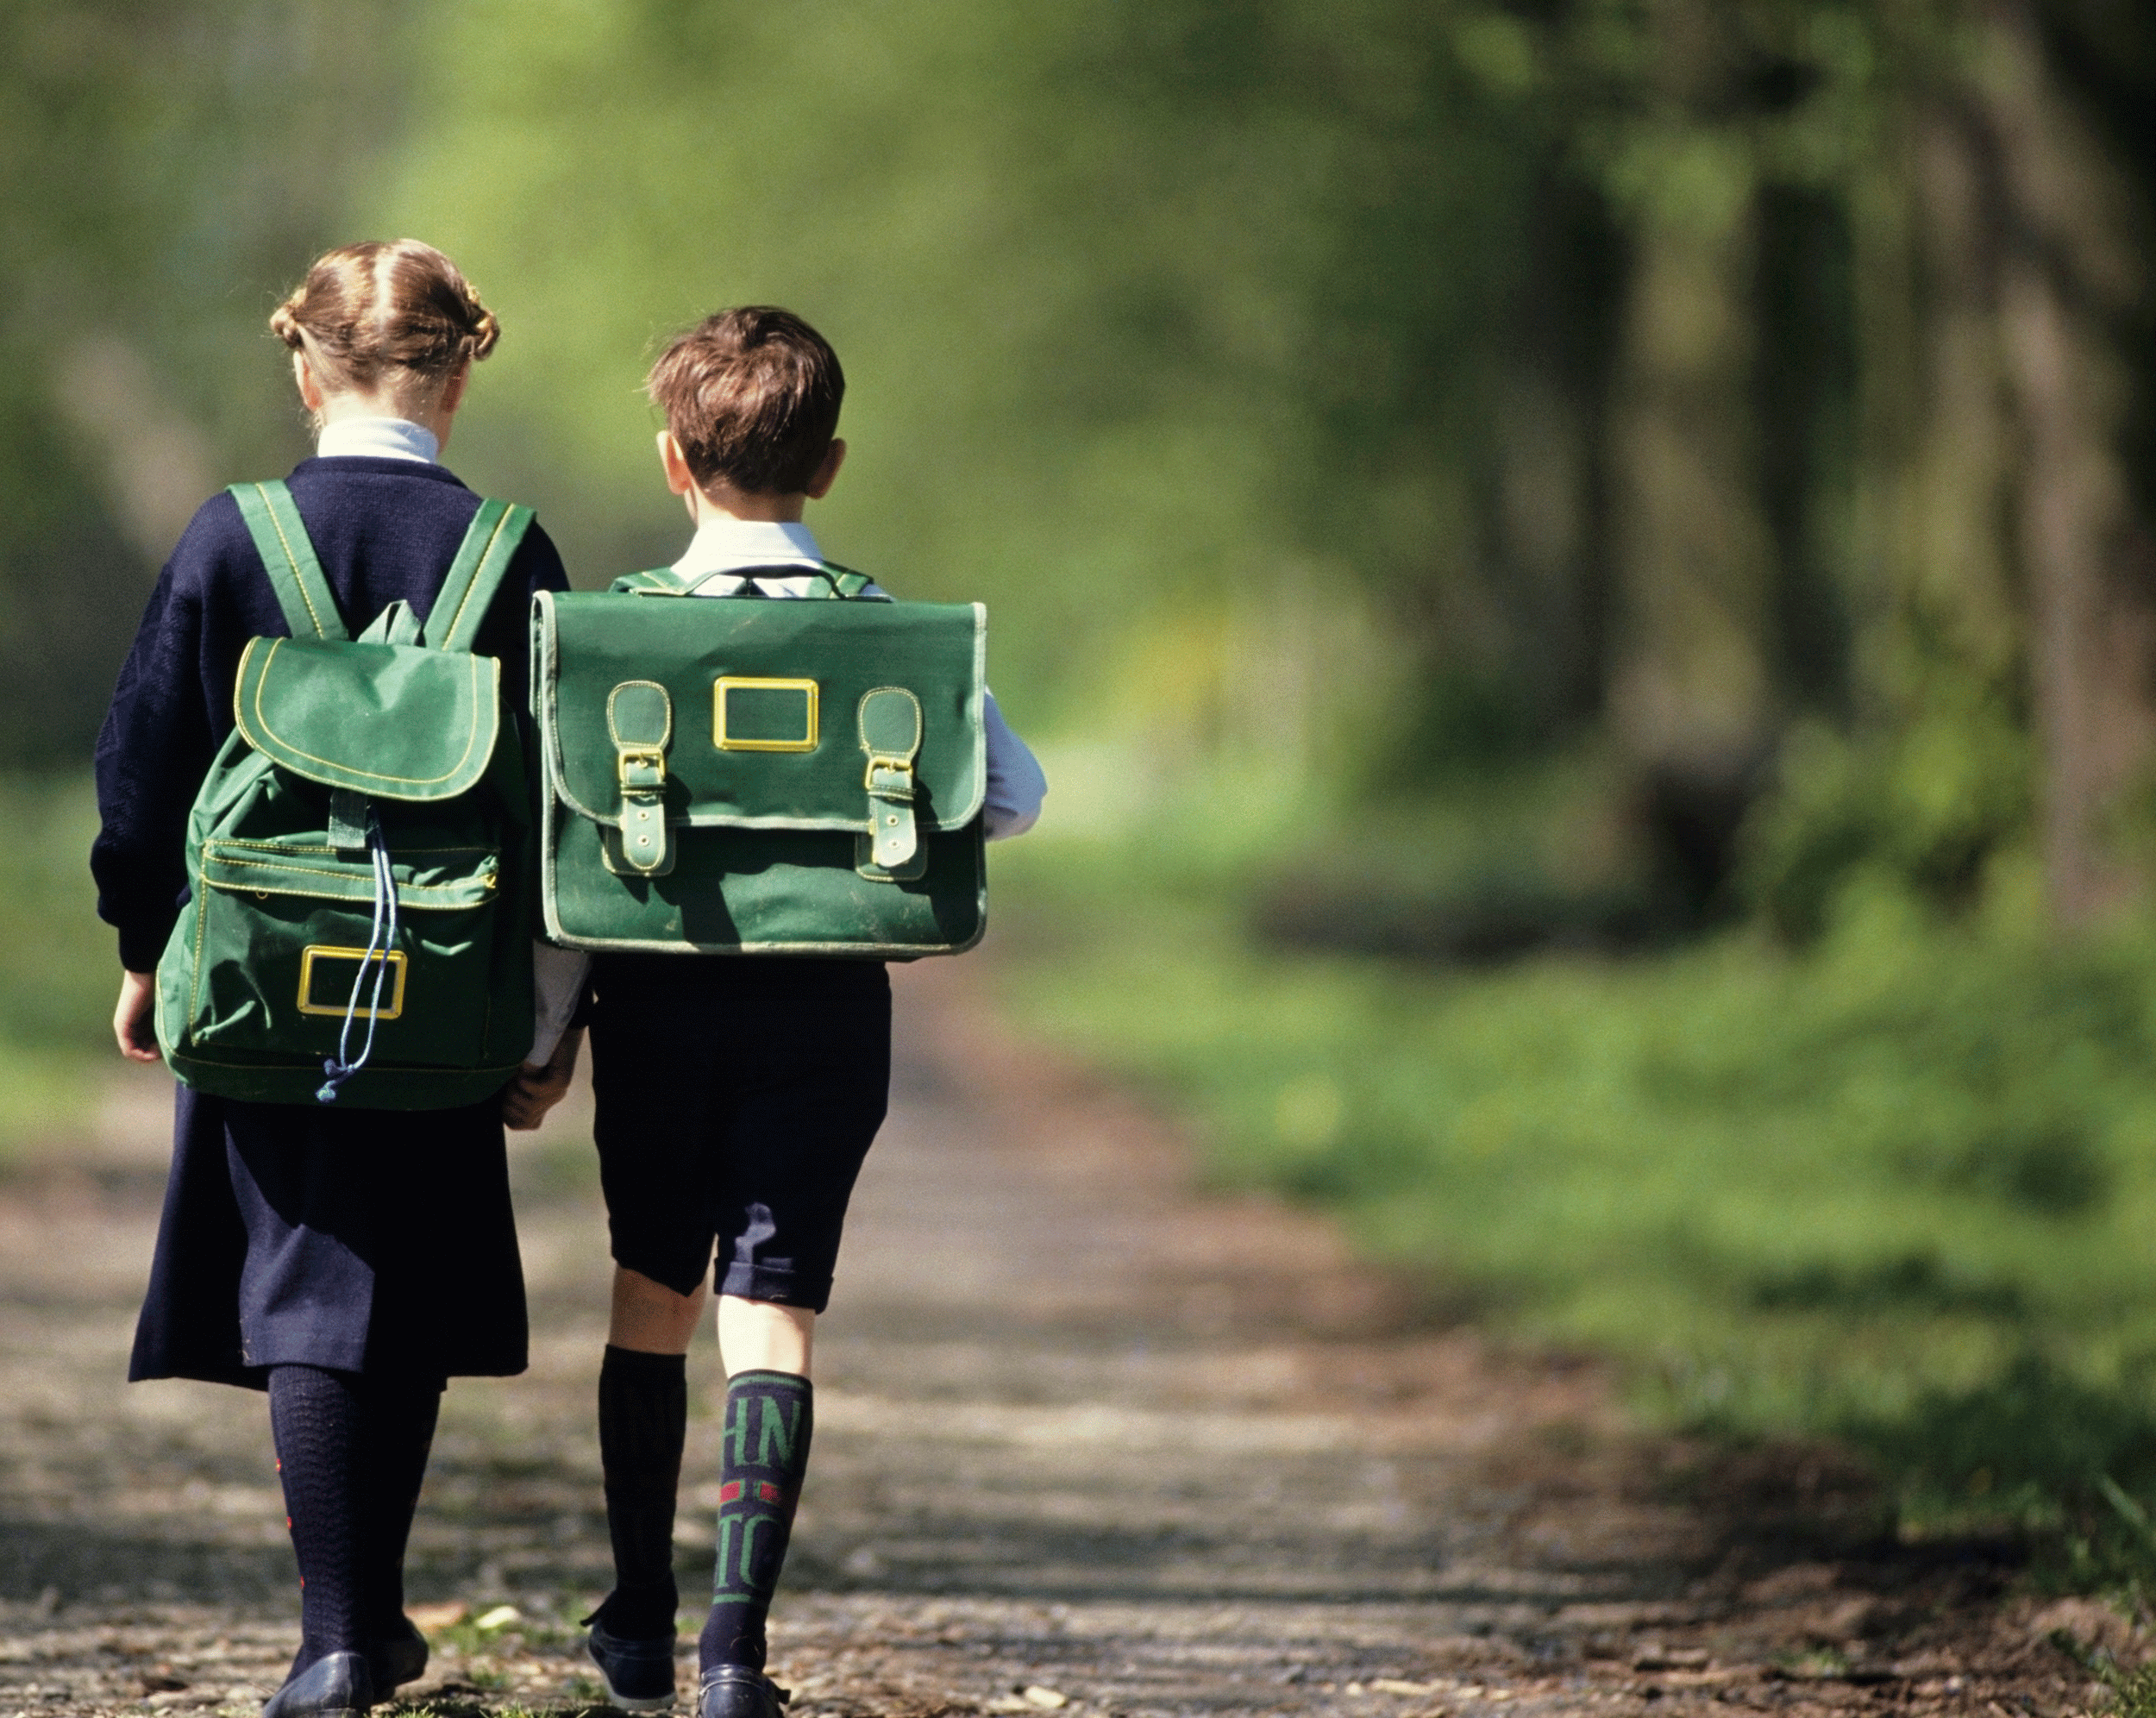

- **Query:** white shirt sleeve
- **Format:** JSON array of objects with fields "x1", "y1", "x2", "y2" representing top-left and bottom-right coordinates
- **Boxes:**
[
  {"x1": 527, "y1": 941, "x2": 592, "y2": 1066},
  {"x1": 982, "y1": 689, "x2": 1046, "y2": 840}
]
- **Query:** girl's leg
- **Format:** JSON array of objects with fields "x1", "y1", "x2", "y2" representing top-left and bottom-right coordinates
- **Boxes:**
[
  {"x1": 355, "y1": 1374, "x2": 444, "y2": 1684},
  {"x1": 699, "y1": 1300, "x2": 816, "y2": 1690},
  {"x1": 267, "y1": 1365, "x2": 369, "y2": 1680}
]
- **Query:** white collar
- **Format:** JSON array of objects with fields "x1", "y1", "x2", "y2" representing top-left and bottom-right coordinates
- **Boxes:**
[
  {"x1": 673, "y1": 517, "x2": 824, "y2": 578},
  {"x1": 315, "y1": 417, "x2": 441, "y2": 464}
]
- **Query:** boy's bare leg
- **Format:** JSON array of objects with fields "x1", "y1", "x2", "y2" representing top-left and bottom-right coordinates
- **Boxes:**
[
  {"x1": 611, "y1": 1265, "x2": 707, "y2": 1353},
  {"x1": 716, "y1": 1296, "x2": 816, "y2": 1378}
]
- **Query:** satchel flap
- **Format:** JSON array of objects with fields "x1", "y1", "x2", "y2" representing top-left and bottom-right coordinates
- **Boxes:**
[
  {"x1": 233, "y1": 635, "x2": 502, "y2": 802},
  {"x1": 536, "y1": 592, "x2": 986, "y2": 831}
]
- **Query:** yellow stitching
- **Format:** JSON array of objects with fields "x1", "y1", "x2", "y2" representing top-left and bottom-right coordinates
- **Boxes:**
[
  {"x1": 440, "y1": 504, "x2": 514, "y2": 649},
  {"x1": 210, "y1": 840, "x2": 491, "y2": 856},
  {"x1": 187, "y1": 878, "x2": 209, "y2": 1029},
  {"x1": 606, "y1": 679, "x2": 674, "y2": 749},
  {"x1": 245, "y1": 644, "x2": 488, "y2": 787},
  {"x1": 201, "y1": 861, "x2": 492, "y2": 900},
  {"x1": 257, "y1": 485, "x2": 330, "y2": 639},
  {"x1": 172, "y1": 1051, "x2": 523, "y2": 1076},
  {"x1": 856, "y1": 686, "x2": 923, "y2": 756}
]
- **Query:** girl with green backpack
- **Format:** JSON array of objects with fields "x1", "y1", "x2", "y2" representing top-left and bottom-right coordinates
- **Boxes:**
[{"x1": 91, "y1": 239, "x2": 576, "y2": 1718}]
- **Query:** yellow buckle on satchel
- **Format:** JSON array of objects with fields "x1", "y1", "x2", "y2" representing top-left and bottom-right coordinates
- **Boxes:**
[
  {"x1": 715, "y1": 677, "x2": 820, "y2": 753},
  {"x1": 617, "y1": 745, "x2": 667, "y2": 793},
  {"x1": 864, "y1": 756, "x2": 914, "y2": 796}
]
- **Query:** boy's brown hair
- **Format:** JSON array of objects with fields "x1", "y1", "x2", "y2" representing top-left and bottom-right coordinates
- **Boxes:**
[{"x1": 645, "y1": 306, "x2": 845, "y2": 496}]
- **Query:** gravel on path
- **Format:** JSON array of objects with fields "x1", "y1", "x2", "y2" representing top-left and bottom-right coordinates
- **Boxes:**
[{"x1": 0, "y1": 963, "x2": 2123, "y2": 1716}]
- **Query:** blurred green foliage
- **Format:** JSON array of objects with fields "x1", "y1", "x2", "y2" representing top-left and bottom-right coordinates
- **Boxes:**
[
  {"x1": 0, "y1": 0, "x2": 400, "y2": 761},
  {"x1": 0, "y1": 776, "x2": 115, "y2": 1152}
]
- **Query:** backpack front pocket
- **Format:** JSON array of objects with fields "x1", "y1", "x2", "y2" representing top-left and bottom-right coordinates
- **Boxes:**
[{"x1": 185, "y1": 838, "x2": 504, "y2": 1070}]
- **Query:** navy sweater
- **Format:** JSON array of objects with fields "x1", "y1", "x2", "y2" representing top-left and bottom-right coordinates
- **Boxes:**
[{"x1": 92, "y1": 457, "x2": 569, "y2": 971}]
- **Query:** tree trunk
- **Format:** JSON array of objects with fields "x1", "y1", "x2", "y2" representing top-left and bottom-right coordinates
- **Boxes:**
[{"x1": 1984, "y1": 0, "x2": 2152, "y2": 925}]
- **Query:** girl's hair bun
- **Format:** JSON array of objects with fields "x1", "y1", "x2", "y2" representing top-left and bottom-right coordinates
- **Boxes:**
[
  {"x1": 270, "y1": 239, "x2": 499, "y2": 397},
  {"x1": 268, "y1": 300, "x2": 307, "y2": 352}
]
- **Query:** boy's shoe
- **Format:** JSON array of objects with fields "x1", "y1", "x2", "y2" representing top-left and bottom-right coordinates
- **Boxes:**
[
  {"x1": 698, "y1": 1666, "x2": 790, "y2": 1718},
  {"x1": 587, "y1": 1620, "x2": 679, "y2": 1711},
  {"x1": 259, "y1": 1651, "x2": 376, "y2": 1718},
  {"x1": 370, "y1": 1619, "x2": 428, "y2": 1690}
]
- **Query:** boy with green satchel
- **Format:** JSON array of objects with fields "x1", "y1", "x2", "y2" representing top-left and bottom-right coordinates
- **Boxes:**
[{"x1": 510, "y1": 307, "x2": 1044, "y2": 1718}]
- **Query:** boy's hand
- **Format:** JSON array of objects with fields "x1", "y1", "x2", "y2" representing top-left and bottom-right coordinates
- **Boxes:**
[
  {"x1": 114, "y1": 969, "x2": 160, "y2": 1063},
  {"x1": 504, "y1": 1027, "x2": 582, "y2": 1131}
]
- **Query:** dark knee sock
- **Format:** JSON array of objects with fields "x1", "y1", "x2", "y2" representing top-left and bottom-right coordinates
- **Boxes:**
[
  {"x1": 268, "y1": 1364, "x2": 367, "y2": 1678},
  {"x1": 597, "y1": 1345, "x2": 689, "y2": 1639},
  {"x1": 354, "y1": 1375, "x2": 442, "y2": 1635},
  {"x1": 699, "y1": 1370, "x2": 812, "y2": 1675}
]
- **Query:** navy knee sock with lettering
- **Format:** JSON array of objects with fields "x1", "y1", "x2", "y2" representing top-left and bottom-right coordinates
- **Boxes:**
[
  {"x1": 596, "y1": 1345, "x2": 689, "y2": 1639},
  {"x1": 698, "y1": 1371, "x2": 812, "y2": 1675}
]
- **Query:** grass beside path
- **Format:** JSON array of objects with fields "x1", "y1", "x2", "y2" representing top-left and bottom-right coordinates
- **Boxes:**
[
  {"x1": 988, "y1": 769, "x2": 2156, "y2": 1588},
  {"x1": 0, "y1": 774, "x2": 116, "y2": 1157}
]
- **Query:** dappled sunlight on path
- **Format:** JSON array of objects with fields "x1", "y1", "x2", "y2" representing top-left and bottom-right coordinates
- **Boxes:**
[{"x1": 0, "y1": 965, "x2": 2116, "y2": 1716}]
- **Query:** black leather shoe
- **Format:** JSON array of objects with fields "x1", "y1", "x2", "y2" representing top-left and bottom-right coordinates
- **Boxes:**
[
  {"x1": 371, "y1": 1620, "x2": 428, "y2": 1690},
  {"x1": 260, "y1": 1651, "x2": 377, "y2": 1718},
  {"x1": 587, "y1": 1620, "x2": 678, "y2": 1711},
  {"x1": 697, "y1": 1665, "x2": 788, "y2": 1718}
]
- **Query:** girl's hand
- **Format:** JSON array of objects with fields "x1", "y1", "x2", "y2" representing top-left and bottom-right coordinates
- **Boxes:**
[
  {"x1": 504, "y1": 1027, "x2": 582, "y2": 1131},
  {"x1": 114, "y1": 970, "x2": 160, "y2": 1063}
]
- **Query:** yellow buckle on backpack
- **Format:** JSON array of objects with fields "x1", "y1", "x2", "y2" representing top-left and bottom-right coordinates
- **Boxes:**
[{"x1": 297, "y1": 946, "x2": 408, "y2": 1019}]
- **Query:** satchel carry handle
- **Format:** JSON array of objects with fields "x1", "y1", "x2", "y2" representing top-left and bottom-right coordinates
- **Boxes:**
[
  {"x1": 229, "y1": 481, "x2": 535, "y2": 652},
  {"x1": 629, "y1": 561, "x2": 886, "y2": 601}
]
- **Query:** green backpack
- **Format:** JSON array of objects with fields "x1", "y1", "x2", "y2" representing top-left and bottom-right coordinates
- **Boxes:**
[
  {"x1": 531, "y1": 565, "x2": 987, "y2": 956},
  {"x1": 154, "y1": 480, "x2": 538, "y2": 1108}
]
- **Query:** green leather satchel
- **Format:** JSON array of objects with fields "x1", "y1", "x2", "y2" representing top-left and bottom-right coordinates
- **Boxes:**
[
  {"x1": 531, "y1": 566, "x2": 987, "y2": 956},
  {"x1": 154, "y1": 480, "x2": 538, "y2": 1107}
]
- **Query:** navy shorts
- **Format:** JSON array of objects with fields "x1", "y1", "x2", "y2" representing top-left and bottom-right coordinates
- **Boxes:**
[{"x1": 587, "y1": 955, "x2": 890, "y2": 1313}]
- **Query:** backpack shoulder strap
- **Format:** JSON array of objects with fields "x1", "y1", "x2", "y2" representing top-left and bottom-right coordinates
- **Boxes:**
[
  {"x1": 427, "y1": 498, "x2": 536, "y2": 653},
  {"x1": 229, "y1": 481, "x2": 347, "y2": 641}
]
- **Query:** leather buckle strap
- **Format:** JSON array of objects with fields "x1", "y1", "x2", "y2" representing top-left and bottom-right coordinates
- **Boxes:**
[
  {"x1": 858, "y1": 687, "x2": 924, "y2": 873},
  {"x1": 606, "y1": 681, "x2": 674, "y2": 875},
  {"x1": 617, "y1": 745, "x2": 667, "y2": 793}
]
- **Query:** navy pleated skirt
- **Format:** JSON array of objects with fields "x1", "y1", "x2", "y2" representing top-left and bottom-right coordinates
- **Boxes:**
[{"x1": 129, "y1": 1085, "x2": 529, "y2": 1389}]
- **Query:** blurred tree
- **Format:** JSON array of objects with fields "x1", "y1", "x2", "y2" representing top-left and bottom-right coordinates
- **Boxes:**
[
  {"x1": 0, "y1": 0, "x2": 401, "y2": 767},
  {"x1": 9, "y1": 0, "x2": 2155, "y2": 945}
]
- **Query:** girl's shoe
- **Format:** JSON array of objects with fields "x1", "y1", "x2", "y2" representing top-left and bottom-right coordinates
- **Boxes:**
[
  {"x1": 586, "y1": 1620, "x2": 679, "y2": 1711},
  {"x1": 260, "y1": 1652, "x2": 376, "y2": 1718},
  {"x1": 371, "y1": 1621, "x2": 428, "y2": 1690},
  {"x1": 698, "y1": 1666, "x2": 789, "y2": 1718}
]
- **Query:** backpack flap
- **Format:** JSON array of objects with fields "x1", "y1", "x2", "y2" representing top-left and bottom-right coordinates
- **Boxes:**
[
  {"x1": 536, "y1": 593, "x2": 986, "y2": 848},
  {"x1": 233, "y1": 635, "x2": 502, "y2": 802}
]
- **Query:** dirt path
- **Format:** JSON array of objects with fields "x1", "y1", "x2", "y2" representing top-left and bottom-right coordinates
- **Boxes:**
[{"x1": 0, "y1": 964, "x2": 2122, "y2": 1716}]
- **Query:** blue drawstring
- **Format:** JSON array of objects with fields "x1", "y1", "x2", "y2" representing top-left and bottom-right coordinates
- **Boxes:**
[{"x1": 317, "y1": 811, "x2": 399, "y2": 1103}]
